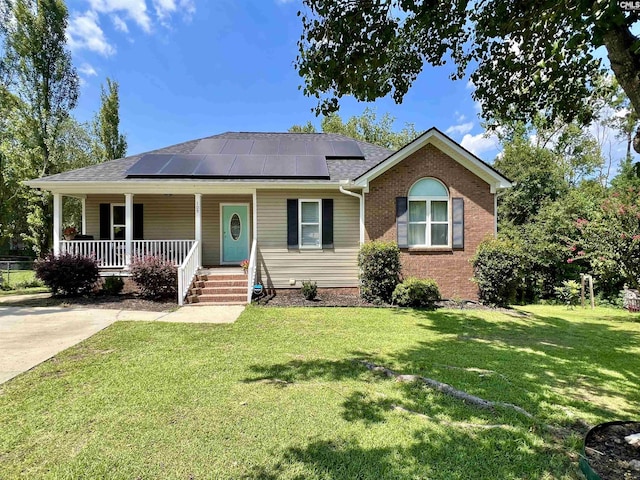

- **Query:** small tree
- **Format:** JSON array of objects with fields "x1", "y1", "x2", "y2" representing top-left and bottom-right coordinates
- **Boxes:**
[{"x1": 358, "y1": 241, "x2": 401, "y2": 304}]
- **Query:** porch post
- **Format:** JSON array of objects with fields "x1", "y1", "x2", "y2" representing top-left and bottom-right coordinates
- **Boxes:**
[
  {"x1": 81, "y1": 196, "x2": 87, "y2": 234},
  {"x1": 53, "y1": 193, "x2": 62, "y2": 256},
  {"x1": 252, "y1": 190, "x2": 257, "y2": 241},
  {"x1": 195, "y1": 193, "x2": 202, "y2": 268},
  {"x1": 125, "y1": 193, "x2": 133, "y2": 266}
]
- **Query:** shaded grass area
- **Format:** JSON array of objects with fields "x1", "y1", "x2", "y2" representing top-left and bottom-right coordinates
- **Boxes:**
[
  {"x1": 0, "y1": 269, "x2": 47, "y2": 296},
  {"x1": 0, "y1": 305, "x2": 638, "y2": 479}
]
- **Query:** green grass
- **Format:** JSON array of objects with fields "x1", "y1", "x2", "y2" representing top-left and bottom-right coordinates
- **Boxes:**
[
  {"x1": 1, "y1": 305, "x2": 638, "y2": 479},
  {"x1": 0, "y1": 269, "x2": 48, "y2": 296}
]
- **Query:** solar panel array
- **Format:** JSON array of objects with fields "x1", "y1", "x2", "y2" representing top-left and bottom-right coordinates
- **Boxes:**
[{"x1": 125, "y1": 138, "x2": 364, "y2": 179}]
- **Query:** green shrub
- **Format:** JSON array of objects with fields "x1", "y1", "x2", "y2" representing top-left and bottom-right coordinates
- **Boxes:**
[
  {"x1": 12, "y1": 279, "x2": 44, "y2": 289},
  {"x1": 130, "y1": 256, "x2": 177, "y2": 300},
  {"x1": 301, "y1": 280, "x2": 317, "y2": 300},
  {"x1": 34, "y1": 253, "x2": 99, "y2": 296},
  {"x1": 554, "y1": 280, "x2": 581, "y2": 308},
  {"x1": 102, "y1": 276, "x2": 124, "y2": 295},
  {"x1": 392, "y1": 278, "x2": 441, "y2": 308},
  {"x1": 358, "y1": 241, "x2": 401, "y2": 304},
  {"x1": 471, "y1": 237, "x2": 523, "y2": 307}
]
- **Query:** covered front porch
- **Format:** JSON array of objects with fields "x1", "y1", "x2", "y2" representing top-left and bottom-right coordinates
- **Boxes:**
[{"x1": 51, "y1": 191, "x2": 258, "y2": 305}]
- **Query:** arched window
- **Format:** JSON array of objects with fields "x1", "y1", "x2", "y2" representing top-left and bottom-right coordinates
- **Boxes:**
[{"x1": 408, "y1": 178, "x2": 450, "y2": 246}]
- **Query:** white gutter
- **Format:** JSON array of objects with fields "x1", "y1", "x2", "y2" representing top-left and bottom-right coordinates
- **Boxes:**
[{"x1": 339, "y1": 184, "x2": 365, "y2": 244}]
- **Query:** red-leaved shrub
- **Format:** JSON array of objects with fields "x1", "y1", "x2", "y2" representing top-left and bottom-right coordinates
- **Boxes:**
[
  {"x1": 35, "y1": 253, "x2": 99, "y2": 296},
  {"x1": 130, "y1": 256, "x2": 177, "y2": 299}
]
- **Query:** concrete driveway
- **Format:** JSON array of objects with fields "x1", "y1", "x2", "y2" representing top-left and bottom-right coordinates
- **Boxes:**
[{"x1": 0, "y1": 303, "x2": 244, "y2": 384}]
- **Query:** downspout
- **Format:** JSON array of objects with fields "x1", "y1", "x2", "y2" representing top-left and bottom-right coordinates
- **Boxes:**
[{"x1": 339, "y1": 185, "x2": 364, "y2": 244}]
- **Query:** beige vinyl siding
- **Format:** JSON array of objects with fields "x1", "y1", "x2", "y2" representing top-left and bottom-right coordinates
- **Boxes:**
[
  {"x1": 84, "y1": 194, "x2": 252, "y2": 266},
  {"x1": 85, "y1": 194, "x2": 195, "y2": 240},
  {"x1": 256, "y1": 189, "x2": 359, "y2": 288}
]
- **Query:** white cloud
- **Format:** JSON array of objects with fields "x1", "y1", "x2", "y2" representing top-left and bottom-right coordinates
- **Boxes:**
[
  {"x1": 78, "y1": 63, "x2": 98, "y2": 76},
  {"x1": 454, "y1": 111, "x2": 466, "y2": 122},
  {"x1": 88, "y1": 0, "x2": 152, "y2": 33},
  {"x1": 112, "y1": 14, "x2": 129, "y2": 33},
  {"x1": 152, "y1": 0, "x2": 195, "y2": 26},
  {"x1": 466, "y1": 79, "x2": 475, "y2": 90},
  {"x1": 445, "y1": 122, "x2": 474, "y2": 136},
  {"x1": 67, "y1": 10, "x2": 115, "y2": 56},
  {"x1": 460, "y1": 131, "x2": 500, "y2": 156}
]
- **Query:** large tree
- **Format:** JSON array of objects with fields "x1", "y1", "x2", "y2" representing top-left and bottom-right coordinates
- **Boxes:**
[
  {"x1": 290, "y1": 108, "x2": 420, "y2": 149},
  {"x1": 94, "y1": 77, "x2": 127, "y2": 161},
  {"x1": 0, "y1": 0, "x2": 79, "y2": 255},
  {"x1": 296, "y1": 1, "x2": 640, "y2": 152}
]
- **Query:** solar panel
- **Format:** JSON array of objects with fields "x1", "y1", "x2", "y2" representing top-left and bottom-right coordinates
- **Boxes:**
[
  {"x1": 264, "y1": 155, "x2": 297, "y2": 177},
  {"x1": 229, "y1": 155, "x2": 266, "y2": 175},
  {"x1": 193, "y1": 154, "x2": 236, "y2": 175},
  {"x1": 125, "y1": 154, "x2": 174, "y2": 176},
  {"x1": 278, "y1": 140, "x2": 308, "y2": 155},
  {"x1": 221, "y1": 139, "x2": 254, "y2": 155},
  {"x1": 250, "y1": 140, "x2": 279, "y2": 155},
  {"x1": 329, "y1": 141, "x2": 364, "y2": 158},
  {"x1": 296, "y1": 155, "x2": 330, "y2": 177},
  {"x1": 126, "y1": 138, "x2": 339, "y2": 179},
  {"x1": 191, "y1": 138, "x2": 228, "y2": 155},
  {"x1": 305, "y1": 141, "x2": 334, "y2": 156},
  {"x1": 159, "y1": 154, "x2": 205, "y2": 175}
]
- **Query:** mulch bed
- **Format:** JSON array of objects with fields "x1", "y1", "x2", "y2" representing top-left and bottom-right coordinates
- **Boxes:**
[
  {"x1": 256, "y1": 291, "x2": 521, "y2": 313},
  {"x1": 1, "y1": 293, "x2": 175, "y2": 312},
  {"x1": 256, "y1": 290, "x2": 379, "y2": 307},
  {"x1": 584, "y1": 422, "x2": 640, "y2": 479}
]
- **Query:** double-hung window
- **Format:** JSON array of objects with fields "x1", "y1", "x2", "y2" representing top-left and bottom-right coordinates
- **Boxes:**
[
  {"x1": 408, "y1": 178, "x2": 450, "y2": 247},
  {"x1": 111, "y1": 204, "x2": 126, "y2": 240},
  {"x1": 299, "y1": 199, "x2": 322, "y2": 248}
]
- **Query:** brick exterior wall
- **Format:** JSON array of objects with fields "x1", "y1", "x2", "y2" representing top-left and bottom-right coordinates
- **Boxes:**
[{"x1": 364, "y1": 143, "x2": 495, "y2": 300}]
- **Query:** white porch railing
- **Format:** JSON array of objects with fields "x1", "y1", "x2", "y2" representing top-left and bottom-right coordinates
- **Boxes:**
[
  {"x1": 59, "y1": 239, "x2": 196, "y2": 268},
  {"x1": 177, "y1": 241, "x2": 200, "y2": 306},
  {"x1": 60, "y1": 240, "x2": 127, "y2": 268},
  {"x1": 246, "y1": 237, "x2": 258, "y2": 303}
]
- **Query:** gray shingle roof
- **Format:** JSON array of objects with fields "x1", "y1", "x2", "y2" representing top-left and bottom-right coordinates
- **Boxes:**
[{"x1": 35, "y1": 132, "x2": 394, "y2": 184}]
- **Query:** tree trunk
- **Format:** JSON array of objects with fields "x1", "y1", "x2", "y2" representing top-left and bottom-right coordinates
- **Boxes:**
[{"x1": 601, "y1": 25, "x2": 640, "y2": 154}]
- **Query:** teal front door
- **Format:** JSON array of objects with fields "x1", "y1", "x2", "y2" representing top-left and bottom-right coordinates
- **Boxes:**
[{"x1": 221, "y1": 204, "x2": 249, "y2": 264}]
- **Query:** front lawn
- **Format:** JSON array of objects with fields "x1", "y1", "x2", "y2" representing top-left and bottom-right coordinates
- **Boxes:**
[{"x1": 1, "y1": 306, "x2": 638, "y2": 479}]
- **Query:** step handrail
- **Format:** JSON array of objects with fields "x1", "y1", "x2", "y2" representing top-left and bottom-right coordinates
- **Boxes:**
[
  {"x1": 246, "y1": 237, "x2": 258, "y2": 303},
  {"x1": 177, "y1": 241, "x2": 200, "y2": 306}
]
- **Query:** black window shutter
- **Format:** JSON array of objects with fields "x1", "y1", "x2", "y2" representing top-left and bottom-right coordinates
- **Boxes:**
[
  {"x1": 99, "y1": 203, "x2": 110, "y2": 240},
  {"x1": 322, "y1": 199, "x2": 334, "y2": 249},
  {"x1": 133, "y1": 204, "x2": 144, "y2": 240},
  {"x1": 287, "y1": 199, "x2": 298, "y2": 248},
  {"x1": 452, "y1": 197, "x2": 464, "y2": 249},
  {"x1": 396, "y1": 197, "x2": 408, "y2": 248}
]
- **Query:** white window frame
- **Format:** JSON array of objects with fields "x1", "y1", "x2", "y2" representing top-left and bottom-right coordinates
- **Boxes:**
[
  {"x1": 111, "y1": 203, "x2": 126, "y2": 241},
  {"x1": 407, "y1": 178, "x2": 451, "y2": 248},
  {"x1": 298, "y1": 199, "x2": 322, "y2": 249}
]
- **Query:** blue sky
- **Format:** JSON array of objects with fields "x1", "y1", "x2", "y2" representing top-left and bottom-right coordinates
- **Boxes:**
[{"x1": 66, "y1": 0, "x2": 624, "y2": 165}]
